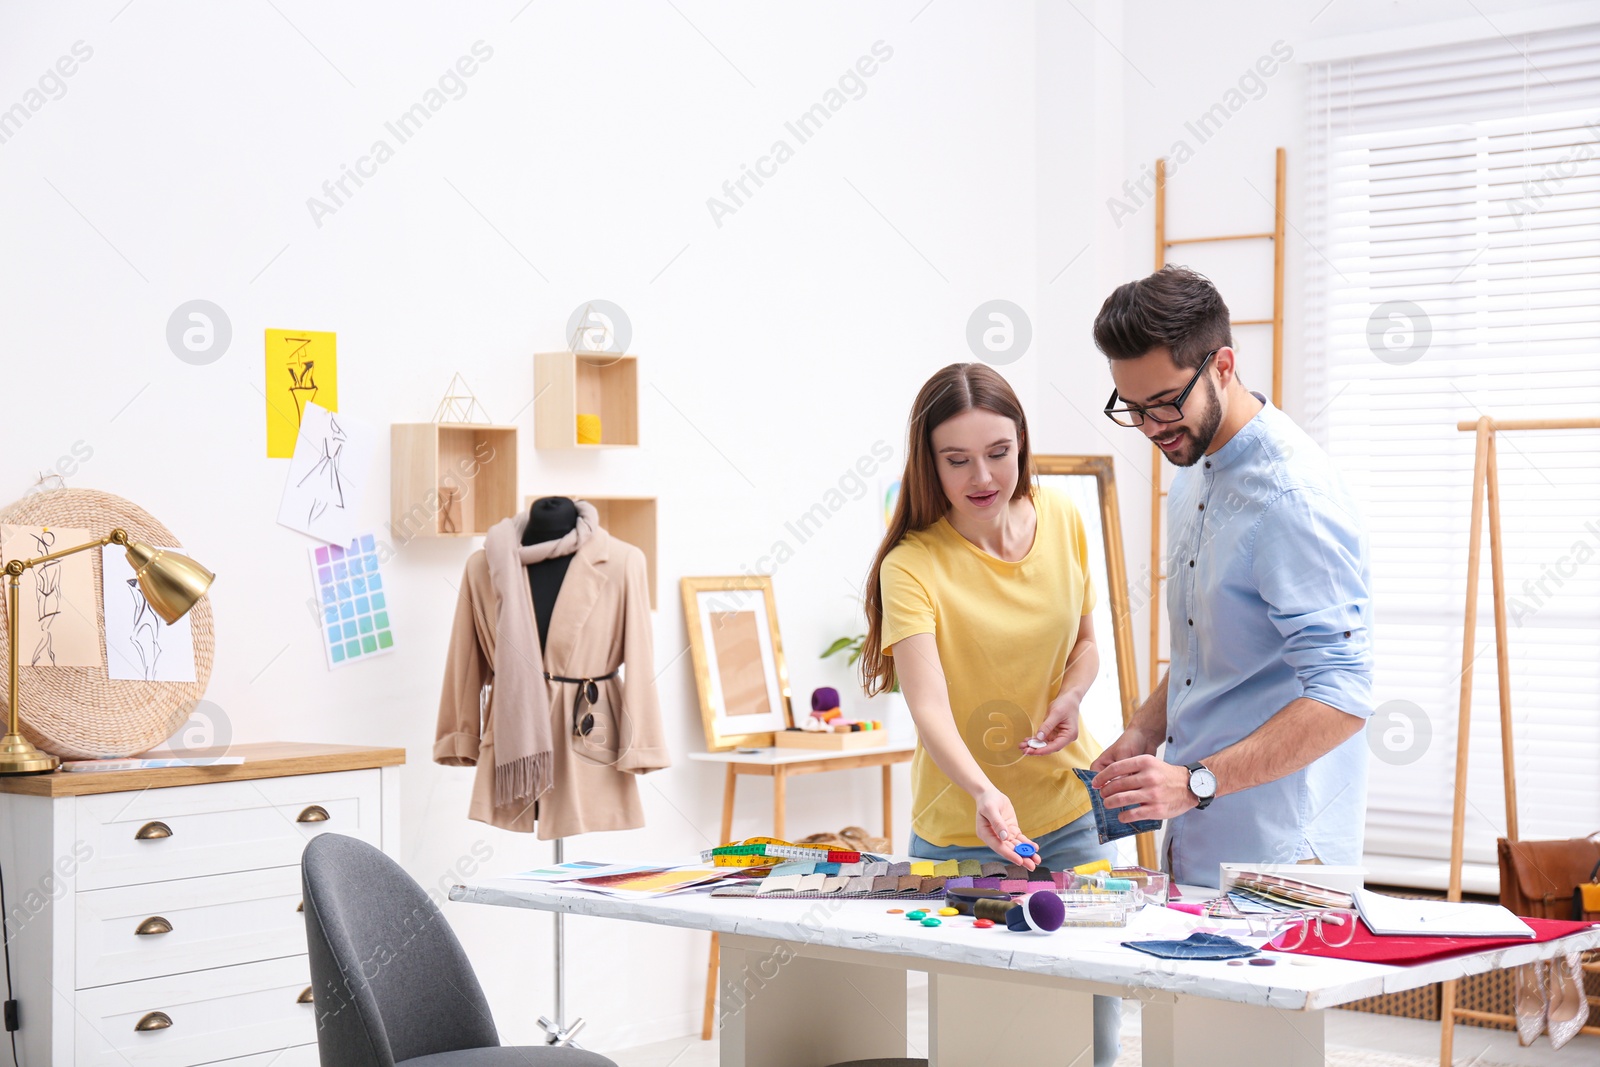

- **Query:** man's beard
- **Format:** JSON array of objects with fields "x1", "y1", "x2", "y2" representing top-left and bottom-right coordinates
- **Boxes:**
[{"x1": 1155, "y1": 376, "x2": 1222, "y2": 468}]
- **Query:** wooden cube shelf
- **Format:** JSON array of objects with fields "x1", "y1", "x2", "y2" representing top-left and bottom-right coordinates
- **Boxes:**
[
  {"x1": 534, "y1": 352, "x2": 639, "y2": 449},
  {"x1": 392, "y1": 423, "x2": 518, "y2": 539},
  {"x1": 526, "y1": 494, "x2": 656, "y2": 609}
]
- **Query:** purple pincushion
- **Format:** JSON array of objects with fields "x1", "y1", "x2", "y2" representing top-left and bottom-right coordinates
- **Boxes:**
[{"x1": 1005, "y1": 891, "x2": 1066, "y2": 933}]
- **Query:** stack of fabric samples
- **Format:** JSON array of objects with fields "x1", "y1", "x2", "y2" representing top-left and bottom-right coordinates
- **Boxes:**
[
  {"x1": 1223, "y1": 871, "x2": 1353, "y2": 914},
  {"x1": 711, "y1": 859, "x2": 1068, "y2": 899}
]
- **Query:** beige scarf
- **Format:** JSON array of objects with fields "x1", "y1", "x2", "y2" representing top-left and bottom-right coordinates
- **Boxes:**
[{"x1": 483, "y1": 500, "x2": 599, "y2": 808}]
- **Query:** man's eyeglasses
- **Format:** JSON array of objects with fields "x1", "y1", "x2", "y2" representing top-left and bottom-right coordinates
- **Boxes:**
[{"x1": 1103, "y1": 349, "x2": 1217, "y2": 428}]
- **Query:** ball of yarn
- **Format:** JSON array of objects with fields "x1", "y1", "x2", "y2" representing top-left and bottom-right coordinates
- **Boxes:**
[{"x1": 811, "y1": 686, "x2": 840, "y2": 712}]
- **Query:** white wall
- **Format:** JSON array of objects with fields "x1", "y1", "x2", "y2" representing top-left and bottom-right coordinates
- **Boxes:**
[{"x1": 0, "y1": 0, "x2": 1101, "y2": 1051}]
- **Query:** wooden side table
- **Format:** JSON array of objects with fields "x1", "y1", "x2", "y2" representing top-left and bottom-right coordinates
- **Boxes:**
[{"x1": 686, "y1": 741, "x2": 916, "y2": 1041}]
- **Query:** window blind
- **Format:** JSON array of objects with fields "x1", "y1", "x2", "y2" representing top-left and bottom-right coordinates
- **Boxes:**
[{"x1": 1305, "y1": 23, "x2": 1600, "y2": 894}]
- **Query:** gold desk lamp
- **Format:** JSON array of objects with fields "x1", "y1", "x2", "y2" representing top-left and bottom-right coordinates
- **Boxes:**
[{"x1": 0, "y1": 528, "x2": 215, "y2": 775}]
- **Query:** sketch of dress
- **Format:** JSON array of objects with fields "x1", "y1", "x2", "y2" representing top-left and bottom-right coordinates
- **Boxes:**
[
  {"x1": 28, "y1": 529, "x2": 61, "y2": 666},
  {"x1": 296, "y1": 414, "x2": 348, "y2": 524},
  {"x1": 126, "y1": 578, "x2": 163, "y2": 681},
  {"x1": 286, "y1": 336, "x2": 318, "y2": 430}
]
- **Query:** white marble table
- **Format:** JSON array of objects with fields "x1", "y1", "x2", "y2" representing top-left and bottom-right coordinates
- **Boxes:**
[{"x1": 450, "y1": 876, "x2": 1600, "y2": 1067}]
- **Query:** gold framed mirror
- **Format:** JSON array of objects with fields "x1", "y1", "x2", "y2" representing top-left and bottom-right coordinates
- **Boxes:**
[
  {"x1": 681, "y1": 575, "x2": 794, "y2": 751},
  {"x1": 1033, "y1": 454, "x2": 1153, "y2": 868}
]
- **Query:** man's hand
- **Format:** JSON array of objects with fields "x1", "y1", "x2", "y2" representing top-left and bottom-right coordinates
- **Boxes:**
[
  {"x1": 1093, "y1": 755, "x2": 1197, "y2": 821},
  {"x1": 1089, "y1": 724, "x2": 1160, "y2": 772},
  {"x1": 1020, "y1": 693, "x2": 1081, "y2": 755},
  {"x1": 973, "y1": 788, "x2": 1038, "y2": 870}
]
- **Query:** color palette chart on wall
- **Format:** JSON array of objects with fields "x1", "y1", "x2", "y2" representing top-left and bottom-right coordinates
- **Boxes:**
[{"x1": 309, "y1": 533, "x2": 394, "y2": 668}]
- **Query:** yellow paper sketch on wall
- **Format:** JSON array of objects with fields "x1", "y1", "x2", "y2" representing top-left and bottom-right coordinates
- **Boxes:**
[{"x1": 265, "y1": 329, "x2": 338, "y2": 458}]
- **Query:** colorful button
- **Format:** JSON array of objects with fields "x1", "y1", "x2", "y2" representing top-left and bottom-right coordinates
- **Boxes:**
[
  {"x1": 937, "y1": 907, "x2": 958, "y2": 916},
  {"x1": 973, "y1": 918, "x2": 995, "y2": 928},
  {"x1": 1014, "y1": 843, "x2": 1037, "y2": 858},
  {"x1": 1248, "y1": 958, "x2": 1276, "y2": 967},
  {"x1": 906, "y1": 910, "x2": 926, "y2": 920},
  {"x1": 920, "y1": 917, "x2": 942, "y2": 927},
  {"x1": 886, "y1": 909, "x2": 904, "y2": 914}
]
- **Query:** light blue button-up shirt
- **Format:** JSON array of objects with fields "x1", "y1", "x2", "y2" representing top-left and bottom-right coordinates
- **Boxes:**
[{"x1": 1163, "y1": 393, "x2": 1374, "y2": 888}]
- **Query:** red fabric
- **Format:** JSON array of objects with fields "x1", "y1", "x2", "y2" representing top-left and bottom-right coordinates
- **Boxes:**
[{"x1": 1267, "y1": 917, "x2": 1598, "y2": 966}]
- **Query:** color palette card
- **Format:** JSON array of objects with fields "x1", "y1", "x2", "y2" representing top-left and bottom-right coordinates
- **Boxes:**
[{"x1": 310, "y1": 533, "x2": 394, "y2": 668}]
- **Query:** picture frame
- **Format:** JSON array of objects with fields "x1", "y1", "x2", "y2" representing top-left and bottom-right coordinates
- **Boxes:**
[
  {"x1": 1034, "y1": 455, "x2": 1150, "y2": 868},
  {"x1": 1032, "y1": 457, "x2": 1141, "y2": 722},
  {"x1": 680, "y1": 575, "x2": 794, "y2": 751}
]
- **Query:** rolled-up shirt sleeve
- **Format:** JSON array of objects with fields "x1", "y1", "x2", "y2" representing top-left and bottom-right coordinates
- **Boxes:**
[{"x1": 1249, "y1": 488, "x2": 1373, "y2": 718}]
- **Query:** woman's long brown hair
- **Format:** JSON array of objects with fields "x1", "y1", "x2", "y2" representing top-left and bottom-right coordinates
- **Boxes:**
[{"x1": 861, "y1": 362, "x2": 1034, "y2": 696}]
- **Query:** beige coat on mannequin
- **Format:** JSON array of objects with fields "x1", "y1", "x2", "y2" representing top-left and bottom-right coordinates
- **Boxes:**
[{"x1": 433, "y1": 527, "x2": 670, "y2": 837}]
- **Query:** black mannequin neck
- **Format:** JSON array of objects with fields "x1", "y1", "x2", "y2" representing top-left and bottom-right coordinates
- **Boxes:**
[
  {"x1": 523, "y1": 496, "x2": 579, "y2": 653},
  {"x1": 524, "y1": 496, "x2": 578, "y2": 545}
]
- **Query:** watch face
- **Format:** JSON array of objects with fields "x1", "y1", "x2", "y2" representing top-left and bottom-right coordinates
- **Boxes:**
[{"x1": 1191, "y1": 767, "x2": 1218, "y2": 798}]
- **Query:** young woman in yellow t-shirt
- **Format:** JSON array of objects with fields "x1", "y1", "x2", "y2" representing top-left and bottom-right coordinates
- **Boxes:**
[{"x1": 862, "y1": 362, "x2": 1120, "y2": 1067}]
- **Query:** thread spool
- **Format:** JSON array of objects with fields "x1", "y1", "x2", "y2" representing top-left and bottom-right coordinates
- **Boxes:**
[
  {"x1": 946, "y1": 887, "x2": 1011, "y2": 915},
  {"x1": 576, "y1": 413, "x2": 602, "y2": 444},
  {"x1": 972, "y1": 897, "x2": 1012, "y2": 923}
]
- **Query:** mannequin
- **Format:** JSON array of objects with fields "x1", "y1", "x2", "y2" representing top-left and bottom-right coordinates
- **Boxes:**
[{"x1": 522, "y1": 496, "x2": 577, "y2": 652}]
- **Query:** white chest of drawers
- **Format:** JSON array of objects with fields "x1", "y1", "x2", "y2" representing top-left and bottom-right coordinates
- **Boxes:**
[{"x1": 0, "y1": 742, "x2": 404, "y2": 1067}]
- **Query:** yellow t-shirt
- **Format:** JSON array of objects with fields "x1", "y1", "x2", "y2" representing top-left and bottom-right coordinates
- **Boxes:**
[{"x1": 880, "y1": 483, "x2": 1100, "y2": 847}]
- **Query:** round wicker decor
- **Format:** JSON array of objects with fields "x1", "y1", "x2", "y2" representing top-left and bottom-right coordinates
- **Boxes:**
[{"x1": 0, "y1": 488, "x2": 215, "y2": 759}]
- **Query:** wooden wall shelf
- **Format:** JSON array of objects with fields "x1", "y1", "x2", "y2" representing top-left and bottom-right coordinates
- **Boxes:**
[
  {"x1": 392, "y1": 423, "x2": 518, "y2": 538},
  {"x1": 534, "y1": 352, "x2": 639, "y2": 449}
]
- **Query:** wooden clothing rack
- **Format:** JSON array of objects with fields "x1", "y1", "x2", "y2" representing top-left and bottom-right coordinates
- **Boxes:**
[{"x1": 1439, "y1": 414, "x2": 1600, "y2": 1065}]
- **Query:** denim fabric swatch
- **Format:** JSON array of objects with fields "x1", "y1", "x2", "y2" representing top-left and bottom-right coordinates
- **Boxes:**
[{"x1": 1121, "y1": 932, "x2": 1259, "y2": 960}]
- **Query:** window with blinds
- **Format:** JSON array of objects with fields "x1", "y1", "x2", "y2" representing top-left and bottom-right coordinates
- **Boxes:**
[{"x1": 1304, "y1": 23, "x2": 1600, "y2": 893}]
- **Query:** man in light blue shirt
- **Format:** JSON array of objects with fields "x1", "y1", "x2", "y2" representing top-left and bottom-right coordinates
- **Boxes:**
[{"x1": 1088, "y1": 266, "x2": 1374, "y2": 889}]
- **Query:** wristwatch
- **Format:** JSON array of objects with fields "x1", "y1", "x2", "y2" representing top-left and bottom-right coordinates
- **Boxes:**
[{"x1": 1185, "y1": 762, "x2": 1217, "y2": 810}]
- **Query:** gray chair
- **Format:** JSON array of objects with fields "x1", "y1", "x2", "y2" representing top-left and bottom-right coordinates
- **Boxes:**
[{"x1": 301, "y1": 833, "x2": 614, "y2": 1067}]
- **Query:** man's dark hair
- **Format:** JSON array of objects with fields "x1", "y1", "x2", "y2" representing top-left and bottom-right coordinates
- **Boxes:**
[{"x1": 1092, "y1": 265, "x2": 1232, "y2": 370}]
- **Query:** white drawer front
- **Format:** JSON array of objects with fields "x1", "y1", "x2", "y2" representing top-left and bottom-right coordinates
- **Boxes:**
[
  {"x1": 196, "y1": 1045, "x2": 318, "y2": 1067},
  {"x1": 76, "y1": 770, "x2": 381, "y2": 890},
  {"x1": 77, "y1": 866, "x2": 307, "y2": 989},
  {"x1": 75, "y1": 955, "x2": 316, "y2": 1067}
]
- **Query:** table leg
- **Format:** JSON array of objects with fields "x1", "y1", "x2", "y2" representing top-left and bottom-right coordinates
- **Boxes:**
[
  {"x1": 720, "y1": 938, "x2": 907, "y2": 1067},
  {"x1": 702, "y1": 766, "x2": 739, "y2": 1041},
  {"x1": 928, "y1": 972, "x2": 1091, "y2": 1066},
  {"x1": 881, "y1": 763, "x2": 893, "y2": 843},
  {"x1": 1142, "y1": 996, "x2": 1325, "y2": 1066},
  {"x1": 773, "y1": 765, "x2": 786, "y2": 840}
]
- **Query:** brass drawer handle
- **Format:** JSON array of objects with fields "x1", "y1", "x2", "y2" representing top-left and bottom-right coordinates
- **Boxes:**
[
  {"x1": 135, "y1": 916, "x2": 172, "y2": 936},
  {"x1": 134, "y1": 1011, "x2": 172, "y2": 1032},
  {"x1": 296, "y1": 805, "x2": 330, "y2": 824},
  {"x1": 297, "y1": 987, "x2": 314, "y2": 1004},
  {"x1": 135, "y1": 821, "x2": 172, "y2": 840}
]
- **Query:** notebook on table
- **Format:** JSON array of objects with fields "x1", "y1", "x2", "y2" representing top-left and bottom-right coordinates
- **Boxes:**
[{"x1": 1353, "y1": 888, "x2": 1535, "y2": 938}]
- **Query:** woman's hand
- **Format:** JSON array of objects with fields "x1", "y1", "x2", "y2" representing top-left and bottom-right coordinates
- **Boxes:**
[
  {"x1": 973, "y1": 788, "x2": 1038, "y2": 870},
  {"x1": 1021, "y1": 693, "x2": 1081, "y2": 755}
]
